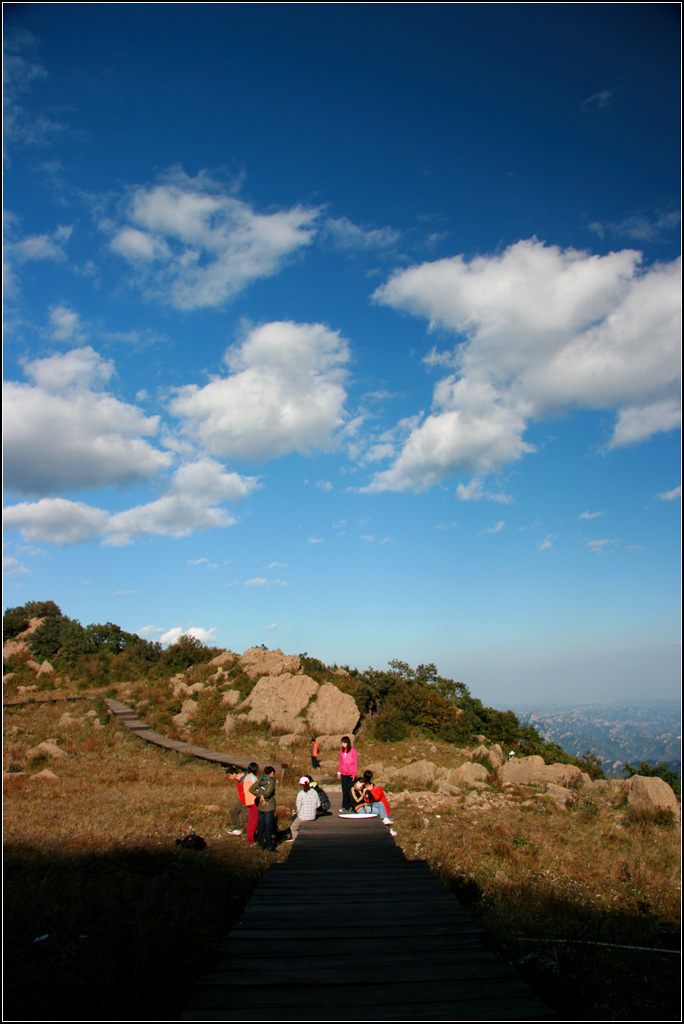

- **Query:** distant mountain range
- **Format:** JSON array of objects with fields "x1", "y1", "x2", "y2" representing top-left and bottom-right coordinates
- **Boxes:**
[{"x1": 507, "y1": 700, "x2": 681, "y2": 778}]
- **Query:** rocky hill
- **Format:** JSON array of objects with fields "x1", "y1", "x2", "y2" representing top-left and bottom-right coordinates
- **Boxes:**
[{"x1": 511, "y1": 701, "x2": 681, "y2": 777}]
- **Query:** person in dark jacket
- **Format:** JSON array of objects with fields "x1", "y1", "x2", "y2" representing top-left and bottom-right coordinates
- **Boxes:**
[{"x1": 253, "y1": 766, "x2": 277, "y2": 850}]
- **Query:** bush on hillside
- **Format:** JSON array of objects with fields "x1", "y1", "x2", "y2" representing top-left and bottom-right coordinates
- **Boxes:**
[
  {"x1": 3, "y1": 606, "x2": 30, "y2": 640},
  {"x1": 160, "y1": 634, "x2": 221, "y2": 673}
]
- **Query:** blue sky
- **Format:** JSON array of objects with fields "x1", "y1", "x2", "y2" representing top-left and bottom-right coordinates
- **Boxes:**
[{"x1": 3, "y1": 4, "x2": 681, "y2": 708}]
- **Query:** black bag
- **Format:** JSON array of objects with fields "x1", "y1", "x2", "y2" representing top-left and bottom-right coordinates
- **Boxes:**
[
  {"x1": 314, "y1": 785, "x2": 331, "y2": 813},
  {"x1": 176, "y1": 831, "x2": 207, "y2": 850}
]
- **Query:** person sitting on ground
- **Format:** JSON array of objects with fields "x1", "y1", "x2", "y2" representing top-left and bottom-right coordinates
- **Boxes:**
[
  {"x1": 361, "y1": 769, "x2": 393, "y2": 823},
  {"x1": 304, "y1": 776, "x2": 331, "y2": 815},
  {"x1": 350, "y1": 776, "x2": 370, "y2": 813},
  {"x1": 287, "y1": 776, "x2": 321, "y2": 842}
]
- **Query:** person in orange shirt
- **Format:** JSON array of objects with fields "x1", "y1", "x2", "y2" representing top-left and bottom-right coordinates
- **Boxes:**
[{"x1": 310, "y1": 736, "x2": 320, "y2": 769}]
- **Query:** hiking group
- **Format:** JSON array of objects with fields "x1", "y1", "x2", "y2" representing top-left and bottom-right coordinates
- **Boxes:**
[{"x1": 226, "y1": 735, "x2": 392, "y2": 850}]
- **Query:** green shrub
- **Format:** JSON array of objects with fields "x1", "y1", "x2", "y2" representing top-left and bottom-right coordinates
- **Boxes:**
[
  {"x1": 372, "y1": 708, "x2": 408, "y2": 742},
  {"x1": 3, "y1": 606, "x2": 30, "y2": 640}
]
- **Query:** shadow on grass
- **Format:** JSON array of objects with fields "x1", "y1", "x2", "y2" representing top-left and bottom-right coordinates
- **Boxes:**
[
  {"x1": 445, "y1": 871, "x2": 681, "y2": 1021},
  {"x1": 3, "y1": 841, "x2": 268, "y2": 1021}
]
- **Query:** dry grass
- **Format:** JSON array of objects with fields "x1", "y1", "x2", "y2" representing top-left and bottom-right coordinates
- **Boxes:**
[
  {"x1": 3, "y1": 694, "x2": 680, "y2": 1021},
  {"x1": 2, "y1": 697, "x2": 300, "y2": 1020},
  {"x1": 389, "y1": 793, "x2": 680, "y2": 1020}
]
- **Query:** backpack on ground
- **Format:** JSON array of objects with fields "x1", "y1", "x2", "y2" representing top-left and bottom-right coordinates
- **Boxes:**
[{"x1": 176, "y1": 831, "x2": 207, "y2": 850}]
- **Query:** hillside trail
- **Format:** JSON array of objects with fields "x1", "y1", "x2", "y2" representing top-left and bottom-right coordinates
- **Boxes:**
[{"x1": 100, "y1": 695, "x2": 552, "y2": 1018}]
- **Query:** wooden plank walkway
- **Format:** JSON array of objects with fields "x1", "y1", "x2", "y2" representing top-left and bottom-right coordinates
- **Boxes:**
[
  {"x1": 183, "y1": 791, "x2": 553, "y2": 1021},
  {"x1": 104, "y1": 697, "x2": 256, "y2": 770}
]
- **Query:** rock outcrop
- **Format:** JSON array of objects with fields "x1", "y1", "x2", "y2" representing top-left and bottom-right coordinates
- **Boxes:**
[
  {"x1": 238, "y1": 673, "x2": 319, "y2": 733},
  {"x1": 305, "y1": 682, "x2": 360, "y2": 736},
  {"x1": 238, "y1": 647, "x2": 301, "y2": 679},
  {"x1": 626, "y1": 774, "x2": 679, "y2": 813}
]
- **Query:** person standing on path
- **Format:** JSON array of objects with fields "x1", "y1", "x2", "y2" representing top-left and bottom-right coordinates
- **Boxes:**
[
  {"x1": 337, "y1": 735, "x2": 358, "y2": 813},
  {"x1": 253, "y1": 766, "x2": 277, "y2": 851},
  {"x1": 242, "y1": 762, "x2": 260, "y2": 844},
  {"x1": 228, "y1": 762, "x2": 259, "y2": 843},
  {"x1": 310, "y1": 736, "x2": 321, "y2": 769}
]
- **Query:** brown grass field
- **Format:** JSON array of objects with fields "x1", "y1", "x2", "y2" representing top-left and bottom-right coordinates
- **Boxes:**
[{"x1": 3, "y1": 692, "x2": 681, "y2": 1021}]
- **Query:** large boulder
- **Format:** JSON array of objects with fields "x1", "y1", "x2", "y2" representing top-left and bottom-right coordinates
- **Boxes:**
[
  {"x1": 393, "y1": 759, "x2": 437, "y2": 786},
  {"x1": 454, "y1": 761, "x2": 489, "y2": 787},
  {"x1": 498, "y1": 756, "x2": 584, "y2": 788},
  {"x1": 239, "y1": 673, "x2": 319, "y2": 733},
  {"x1": 626, "y1": 775, "x2": 679, "y2": 813},
  {"x1": 173, "y1": 699, "x2": 198, "y2": 728},
  {"x1": 239, "y1": 647, "x2": 301, "y2": 679},
  {"x1": 306, "y1": 682, "x2": 360, "y2": 737},
  {"x1": 210, "y1": 651, "x2": 236, "y2": 668}
]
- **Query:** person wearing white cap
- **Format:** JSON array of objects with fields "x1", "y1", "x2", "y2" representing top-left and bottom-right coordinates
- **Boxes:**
[{"x1": 286, "y1": 777, "x2": 321, "y2": 842}]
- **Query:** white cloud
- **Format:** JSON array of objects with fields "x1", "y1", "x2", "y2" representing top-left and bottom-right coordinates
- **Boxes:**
[
  {"x1": 23, "y1": 345, "x2": 113, "y2": 391},
  {"x1": 107, "y1": 170, "x2": 319, "y2": 309},
  {"x1": 48, "y1": 304, "x2": 89, "y2": 343},
  {"x1": 3, "y1": 218, "x2": 72, "y2": 299},
  {"x1": 580, "y1": 87, "x2": 616, "y2": 112},
  {"x1": 103, "y1": 494, "x2": 237, "y2": 547},
  {"x1": 482, "y1": 521, "x2": 505, "y2": 535},
  {"x1": 609, "y1": 399, "x2": 682, "y2": 448},
  {"x1": 363, "y1": 377, "x2": 533, "y2": 492},
  {"x1": 455, "y1": 478, "x2": 514, "y2": 504},
  {"x1": 324, "y1": 216, "x2": 400, "y2": 251},
  {"x1": 539, "y1": 535, "x2": 554, "y2": 550},
  {"x1": 655, "y1": 486, "x2": 681, "y2": 502},
  {"x1": 585, "y1": 538, "x2": 619, "y2": 555},
  {"x1": 3, "y1": 33, "x2": 66, "y2": 154},
  {"x1": 3, "y1": 455, "x2": 254, "y2": 546},
  {"x1": 3, "y1": 349, "x2": 171, "y2": 496},
  {"x1": 169, "y1": 458, "x2": 259, "y2": 503},
  {"x1": 170, "y1": 321, "x2": 350, "y2": 460},
  {"x1": 3, "y1": 498, "x2": 109, "y2": 545},
  {"x1": 578, "y1": 510, "x2": 604, "y2": 520},
  {"x1": 590, "y1": 210, "x2": 680, "y2": 244},
  {"x1": 369, "y1": 240, "x2": 681, "y2": 491},
  {"x1": 159, "y1": 626, "x2": 218, "y2": 646},
  {"x1": 3, "y1": 555, "x2": 31, "y2": 576}
]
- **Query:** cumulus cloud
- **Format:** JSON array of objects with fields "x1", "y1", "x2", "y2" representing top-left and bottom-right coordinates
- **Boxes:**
[
  {"x1": 107, "y1": 169, "x2": 319, "y2": 309},
  {"x1": 3, "y1": 498, "x2": 109, "y2": 545},
  {"x1": 48, "y1": 303, "x2": 88, "y2": 343},
  {"x1": 369, "y1": 240, "x2": 681, "y2": 491},
  {"x1": 3, "y1": 347, "x2": 171, "y2": 496},
  {"x1": 4, "y1": 457, "x2": 256, "y2": 547},
  {"x1": 170, "y1": 320, "x2": 350, "y2": 459},
  {"x1": 158, "y1": 626, "x2": 218, "y2": 646}
]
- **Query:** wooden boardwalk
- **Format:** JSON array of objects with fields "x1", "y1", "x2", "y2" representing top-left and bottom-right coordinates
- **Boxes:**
[
  {"x1": 183, "y1": 791, "x2": 553, "y2": 1022},
  {"x1": 104, "y1": 697, "x2": 255, "y2": 770}
]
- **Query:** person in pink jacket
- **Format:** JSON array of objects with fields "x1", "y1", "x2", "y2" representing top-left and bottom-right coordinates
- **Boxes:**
[{"x1": 337, "y1": 735, "x2": 358, "y2": 812}]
